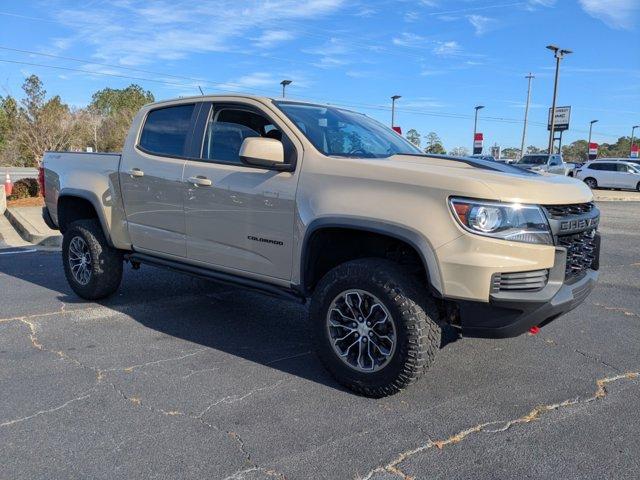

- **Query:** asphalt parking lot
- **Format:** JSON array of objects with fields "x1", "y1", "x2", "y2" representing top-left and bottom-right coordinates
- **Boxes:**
[{"x1": 1, "y1": 202, "x2": 639, "y2": 480}]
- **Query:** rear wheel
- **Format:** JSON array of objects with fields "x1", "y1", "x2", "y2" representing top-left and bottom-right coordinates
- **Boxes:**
[
  {"x1": 62, "y1": 219, "x2": 123, "y2": 300},
  {"x1": 311, "y1": 258, "x2": 441, "y2": 397},
  {"x1": 584, "y1": 177, "x2": 597, "y2": 189},
  {"x1": 637, "y1": 182, "x2": 640, "y2": 192}
]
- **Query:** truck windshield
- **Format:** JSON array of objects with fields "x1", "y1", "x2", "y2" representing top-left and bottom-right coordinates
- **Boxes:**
[
  {"x1": 274, "y1": 101, "x2": 421, "y2": 158},
  {"x1": 517, "y1": 155, "x2": 547, "y2": 165}
]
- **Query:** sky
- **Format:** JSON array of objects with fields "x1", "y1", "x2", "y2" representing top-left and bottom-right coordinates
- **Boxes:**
[{"x1": 0, "y1": 0, "x2": 638, "y2": 152}]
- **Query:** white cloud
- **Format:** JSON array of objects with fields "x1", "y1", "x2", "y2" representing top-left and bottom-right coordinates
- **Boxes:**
[
  {"x1": 222, "y1": 72, "x2": 275, "y2": 89},
  {"x1": 51, "y1": 0, "x2": 345, "y2": 66},
  {"x1": 420, "y1": 69, "x2": 446, "y2": 76},
  {"x1": 578, "y1": 0, "x2": 639, "y2": 30},
  {"x1": 433, "y1": 41, "x2": 461, "y2": 56},
  {"x1": 253, "y1": 30, "x2": 295, "y2": 48},
  {"x1": 467, "y1": 15, "x2": 495, "y2": 35},
  {"x1": 392, "y1": 32, "x2": 427, "y2": 48},
  {"x1": 404, "y1": 11, "x2": 420, "y2": 22},
  {"x1": 304, "y1": 37, "x2": 353, "y2": 68},
  {"x1": 526, "y1": 0, "x2": 556, "y2": 8}
]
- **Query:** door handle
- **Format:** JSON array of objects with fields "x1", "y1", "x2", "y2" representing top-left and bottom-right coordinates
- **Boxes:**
[
  {"x1": 129, "y1": 168, "x2": 144, "y2": 177},
  {"x1": 188, "y1": 176, "x2": 212, "y2": 187}
]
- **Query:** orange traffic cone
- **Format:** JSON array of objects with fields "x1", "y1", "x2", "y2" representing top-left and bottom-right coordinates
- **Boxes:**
[{"x1": 5, "y1": 172, "x2": 12, "y2": 196}]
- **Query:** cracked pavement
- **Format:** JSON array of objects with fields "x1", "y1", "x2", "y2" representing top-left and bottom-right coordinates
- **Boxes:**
[{"x1": 1, "y1": 202, "x2": 639, "y2": 479}]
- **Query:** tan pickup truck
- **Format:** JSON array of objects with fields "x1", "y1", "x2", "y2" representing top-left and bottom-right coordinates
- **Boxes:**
[{"x1": 41, "y1": 95, "x2": 601, "y2": 397}]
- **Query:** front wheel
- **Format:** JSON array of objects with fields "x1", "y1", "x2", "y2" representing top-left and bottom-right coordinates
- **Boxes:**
[
  {"x1": 584, "y1": 177, "x2": 598, "y2": 189},
  {"x1": 311, "y1": 259, "x2": 441, "y2": 397},
  {"x1": 62, "y1": 219, "x2": 123, "y2": 300}
]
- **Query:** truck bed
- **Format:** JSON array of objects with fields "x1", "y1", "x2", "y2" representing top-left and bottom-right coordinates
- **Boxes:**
[{"x1": 42, "y1": 151, "x2": 122, "y2": 230}]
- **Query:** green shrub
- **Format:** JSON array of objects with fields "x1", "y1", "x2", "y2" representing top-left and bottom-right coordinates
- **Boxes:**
[
  {"x1": 8, "y1": 178, "x2": 40, "y2": 200},
  {"x1": 8, "y1": 181, "x2": 30, "y2": 200}
]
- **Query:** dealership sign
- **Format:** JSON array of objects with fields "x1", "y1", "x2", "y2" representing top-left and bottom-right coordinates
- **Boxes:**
[
  {"x1": 547, "y1": 106, "x2": 571, "y2": 131},
  {"x1": 632, "y1": 145, "x2": 639, "y2": 158},
  {"x1": 588, "y1": 142, "x2": 598, "y2": 160},
  {"x1": 473, "y1": 133, "x2": 483, "y2": 154}
]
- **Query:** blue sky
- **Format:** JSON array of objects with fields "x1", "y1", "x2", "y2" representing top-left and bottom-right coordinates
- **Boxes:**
[{"x1": 0, "y1": 0, "x2": 638, "y2": 151}]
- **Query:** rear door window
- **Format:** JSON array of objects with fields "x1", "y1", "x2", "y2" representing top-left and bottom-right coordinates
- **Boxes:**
[{"x1": 139, "y1": 104, "x2": 195, "y2": 156}]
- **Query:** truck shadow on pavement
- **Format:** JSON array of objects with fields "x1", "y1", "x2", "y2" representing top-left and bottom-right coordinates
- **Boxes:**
[{"x1": 2, "y1": 253, "x2": 458, "y2": 394}]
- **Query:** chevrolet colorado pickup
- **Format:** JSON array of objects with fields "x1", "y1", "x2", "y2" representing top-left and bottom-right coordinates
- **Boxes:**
[
  {"x1": 41, "y1": 95, "x2": 601, "y2": 397},
  {"x1": 514, "y1": 153, "x2": 576, "y2": 176}
]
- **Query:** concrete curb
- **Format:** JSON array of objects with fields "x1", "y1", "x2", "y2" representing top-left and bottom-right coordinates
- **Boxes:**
[
  {"x1": 0, "y1": 185, "x2": 5, "y2": 215},
  {"x1": 4, "y1": 207, "x2": 62, "y2": 247},
  {"x1": 594, "y1": 196, "x2": 640, "y2": 202}
]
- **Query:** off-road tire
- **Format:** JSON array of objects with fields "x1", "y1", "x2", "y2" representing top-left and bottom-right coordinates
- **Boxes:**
[
  {"x1": 311, "y1": 258, "x2": 441, "y2": 397},
  {"x1": 62, "y1": 219, "x2": 123, "y2": 300},
  {"x1": 584, "y1": 177, "x2": 597, "y2": 189}
]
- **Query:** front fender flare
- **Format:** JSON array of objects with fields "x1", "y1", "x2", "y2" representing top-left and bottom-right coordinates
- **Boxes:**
[{"x1": 300, "y1": 217, "x2": 443, "y2": 295}]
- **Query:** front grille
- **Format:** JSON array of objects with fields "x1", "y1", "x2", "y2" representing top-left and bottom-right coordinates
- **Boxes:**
[
  {"x1": 491, "y1": 269, "x2": 549, "y2": 293},
  {"x1": 557, "y1": 229, "x2": 599, "y2": 280},
  {"x1": 544, "y1": 202, "x2": 595, "y2": 219}
]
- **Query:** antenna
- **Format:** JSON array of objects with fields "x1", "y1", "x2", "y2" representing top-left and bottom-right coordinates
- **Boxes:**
[{"x1": 198, "y1": 85, "x2": 204, "y2": 95}]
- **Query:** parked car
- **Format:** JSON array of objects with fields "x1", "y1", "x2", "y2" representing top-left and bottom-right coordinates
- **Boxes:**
[
  {"x1": 576, "y1": 160, "x2": 640, "y2": 190},
  {"x1": 40, "y1": 95, "x2": 601, "y2": 397},
  {"x1": 595, "y1": 157, "x2": 640, "y2": 167},
  {"x1": 514, "y1": 154, "x2": 576, "y2": 176}
]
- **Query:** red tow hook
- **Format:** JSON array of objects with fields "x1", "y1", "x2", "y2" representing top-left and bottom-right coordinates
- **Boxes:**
[{"x1": 529, "y1": 326, "x2": 541, "y2": 335}]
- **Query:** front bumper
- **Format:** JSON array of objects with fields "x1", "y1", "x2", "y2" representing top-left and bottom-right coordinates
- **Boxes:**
[{"x1": 455, "y1": 246, "x2": 599, "y2": 338}]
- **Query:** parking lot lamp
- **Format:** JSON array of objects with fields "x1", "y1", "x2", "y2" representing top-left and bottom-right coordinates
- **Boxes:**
[
  {"x1": 546, "y1": 45, "x2": 572, "y2": 154},
  {"x1": 280, "y1": 80, "x2": 292, "y2": 98}
]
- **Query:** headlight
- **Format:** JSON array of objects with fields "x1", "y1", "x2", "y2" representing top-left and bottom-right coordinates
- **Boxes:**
[{"x1": 449, "y1": 197, "x2": 552, "y2": 245}]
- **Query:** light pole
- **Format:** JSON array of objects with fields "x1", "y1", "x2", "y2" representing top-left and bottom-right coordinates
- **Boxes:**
[
  {"x1": 587, "y1": 119, "x2": 598, "y2": 159},
  {"x1": 473, "y1": 105, "x2": 484, "y2": 151},
  {"x1": 391, "y1": 95, "x2": 401, "y2": 127},
  {"x1": 632, "y1": 125, "x2": 640, "y2": 156},
  {"x1": 280, "y1": 79, "x2": 292, "y2": 98},
  {"x1": 519, "y1": 73, "x2": 535, "y2": 159},
  {"x1": 546, "y1": 45, "x2": 572, "y2": 155}
]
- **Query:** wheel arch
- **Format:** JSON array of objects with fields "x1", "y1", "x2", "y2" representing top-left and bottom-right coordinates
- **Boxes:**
[
  {"x1": 58, "y1": 188, "x2": 114, "y2": 246},
  {"x1": 583, "y1": 176, "x2": 597, "y2": 187},
  {"x1": 300, "y1": 217, "x2": 443, "y2": 296}
]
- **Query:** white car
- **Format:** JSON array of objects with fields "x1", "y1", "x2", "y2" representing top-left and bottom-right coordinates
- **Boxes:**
[{"x1": 576, "y1": 160, "x2": 640, "y2": 191}]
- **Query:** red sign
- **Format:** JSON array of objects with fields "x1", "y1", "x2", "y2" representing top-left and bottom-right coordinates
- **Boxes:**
[
  {"x1": 392, "y1": 126, "x2": 402, "y2": 135},
  {"x1": 473, "y1": 133, "x2": 483, "y2": 154},
  {"x1": 632, "y1": 144, "x2": 639, "y2": 159},
  {"x1": 588, "y1": 142, "x2": 598, "y2": 156}
]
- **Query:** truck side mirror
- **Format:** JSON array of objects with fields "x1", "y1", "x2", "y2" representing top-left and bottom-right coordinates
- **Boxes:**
[{"x1": 239, "y1": 137, "x2": 287, "y2": 170}]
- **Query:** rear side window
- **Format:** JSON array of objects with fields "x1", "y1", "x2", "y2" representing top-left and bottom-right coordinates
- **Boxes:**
[{"x1": 139, "y1": 104, "x2": 195, "y2": 156}]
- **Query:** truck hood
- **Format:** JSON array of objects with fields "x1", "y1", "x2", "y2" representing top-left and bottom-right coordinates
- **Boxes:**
[{"x1": 387, "y1": 154, "x2": 593, "y2": 204}]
